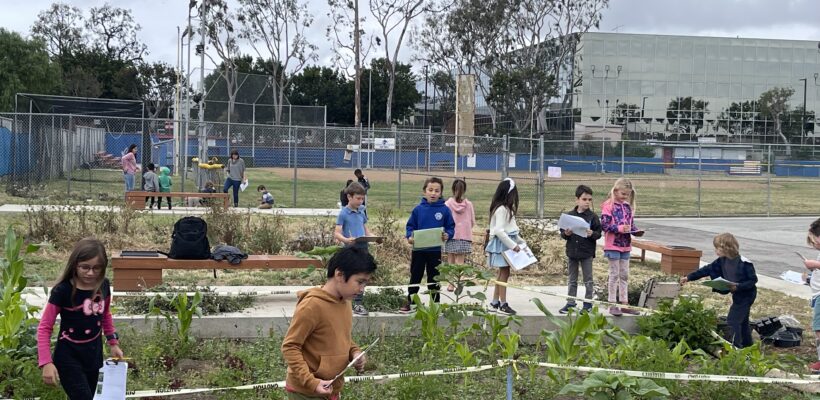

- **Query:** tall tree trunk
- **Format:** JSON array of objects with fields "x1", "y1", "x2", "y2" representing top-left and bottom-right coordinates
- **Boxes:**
[
  {"x1": 775, "y1": 116, "x2": 791, "y2": 156},
  {"x1": 385, "y1": 62, "x2": 395, "y2": 125}
]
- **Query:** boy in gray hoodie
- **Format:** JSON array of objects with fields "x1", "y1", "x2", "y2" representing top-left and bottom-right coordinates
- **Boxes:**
[{"x1": 143, "y1": 163, "x2": 159, "y2": 208}]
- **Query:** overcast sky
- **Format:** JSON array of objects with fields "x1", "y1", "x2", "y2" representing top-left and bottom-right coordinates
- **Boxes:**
[{"x1": 2, "y1": 0, "x2": 820, "y2": 75}]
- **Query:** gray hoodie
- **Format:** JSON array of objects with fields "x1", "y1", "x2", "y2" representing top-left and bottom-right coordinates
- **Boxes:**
[{"x1": 143, "y1": 170, "x2": 159, "y2": 192}]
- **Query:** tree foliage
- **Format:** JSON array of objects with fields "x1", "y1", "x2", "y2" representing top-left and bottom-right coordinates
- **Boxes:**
[
  {"x1": 238, "y1": 0, "x2": 317, "y2": 123},
  {"x1": 86, "y1": 4, "x2": 147, "y2": 63},
  {"x1": 0, "y1": 29, "x2": 61, "y2": 112},
  {"x1": 666, "y1": 96, "x2": 709, "y2": 136},
  {"x1": 30, "y1": 2, "x2": 85, "y2": 60},
  {"x1": 758, "y1": 86, "x2": 794, "y2": 153}
]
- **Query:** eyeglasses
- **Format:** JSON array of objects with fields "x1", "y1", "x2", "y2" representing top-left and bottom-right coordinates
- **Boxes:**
[{"x1": 78, "y1": 265, "x2": 104, "y2": 273}]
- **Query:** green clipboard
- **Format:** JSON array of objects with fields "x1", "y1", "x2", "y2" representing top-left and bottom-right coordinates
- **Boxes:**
[{"x1": 412, "y1": 227, "x2": 444, "y2": 249}]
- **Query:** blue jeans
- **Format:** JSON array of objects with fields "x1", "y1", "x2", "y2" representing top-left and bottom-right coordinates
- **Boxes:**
[
  {"x1": 223, "y1": 178, "x2": 241, "y2": 207},
  {"x1": 124, "y1": 172, "x2": 135, "y2": 192}
]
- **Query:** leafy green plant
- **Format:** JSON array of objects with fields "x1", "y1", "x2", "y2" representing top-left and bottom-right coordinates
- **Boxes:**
[
  {"x1": 0, "y1": 226, "x2": 41, "y2": 350},
  {"x1": 558, "y1": 371, "x2": 670, "y2": 399},
  {"x1": 362, "y1": 287, "x2": 406, "y2": 312},
  {"x1": 147, "y1": 291, "x2": 203, "y2": 347},
  {"x1": 118, "y1": 285, "x2": 254, "y2": 315},
  {"x1": 435, "y1": 263, "x2": 492, "y2": 304},
  {"x1": 637, "y1": 296, "x2": 718, "y2": 351},
  {"x1": 533, "y1": 298, "x2": 626, "y2": 380}
]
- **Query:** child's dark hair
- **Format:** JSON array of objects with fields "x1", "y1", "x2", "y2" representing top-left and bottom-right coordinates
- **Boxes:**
[
  {"x1": 127, "y1": 144, "x2": 137, "y2": 153},
  {"x1": 423, "y1": 177, "x2": 444, "y2": 191},
  {"x1": 575, "y1": 184, "x2": 593, "y2": 198},
  {"x1": 345, "y1": 182, "x2": 366, "y2": 196},
  {"x1": 326, "y1": 246, "x2": 377, "y2": 281},
  {"x1": 345, "y1": 179, "x2": 354, "y2": 187},
  {"x1": 257, "y1": 185, "x2": 266, "y2": 191},
  {"x1": 354, "y1": 169, "x2": 363, "y2": 176},
  {"x1": 230, "y1": 149, "x2": 240, "y2": 157},
  {"x1": 56, "y1": 237, "x2": 109, "y2": 303},
  {"x1": 808, "y1": 218, "x2": 820, "y2": 246},
  {"x1": 489, "y1": 179, "x2": 519, "y2": 221},
  {"x1": 205, "y1": 181, "x2": 214, "y2": 188},
  {"x1": 452, "y1": 179, "x2": 467, "y2": 202},
  {"x1": 147, "y1": 163, "x2": 155, "y2": 171}
]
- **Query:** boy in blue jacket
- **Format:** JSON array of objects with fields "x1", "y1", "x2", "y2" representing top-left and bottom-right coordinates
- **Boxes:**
[
  {"x1": 400, "y1": 177, "x2": 455, "y2": 313},
  {"x1": 680, "y1": 232, "x2": 757, "y2": 348}
]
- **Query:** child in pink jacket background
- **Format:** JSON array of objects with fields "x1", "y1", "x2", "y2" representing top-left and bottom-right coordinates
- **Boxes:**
[
  {"x1": 444, "y1": 179, "x2": 476, "y2": 292},
  {"x1": 600, "y1": 177, "x2": 643, "y2": 316}
]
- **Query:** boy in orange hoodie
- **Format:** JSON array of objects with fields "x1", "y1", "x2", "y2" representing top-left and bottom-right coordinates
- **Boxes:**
[{"x1": 281, "y1": 246, "x2": 377, "y2": 399}]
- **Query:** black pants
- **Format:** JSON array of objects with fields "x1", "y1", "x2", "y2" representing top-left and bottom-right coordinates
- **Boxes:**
[
  {"x1": 145, "y1": 196, "x2": 156, "y2": 208},
  {"x1": 408, "y1": 250, "x2": 441, "y2": 303},
  {"x1": 727, "y1": 290, "x2": 756, "y2": 348},
  {"x1": 54, "y1": 342, "x2": 102, "y2": 400},
  {"x1": 157, "y1": 196, "x2": 172, "y2": 208}
]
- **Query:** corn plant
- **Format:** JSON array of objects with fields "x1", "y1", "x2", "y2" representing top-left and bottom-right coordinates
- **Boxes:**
[
  {"x1": 0, "y1": 226, "x2": 41, "y2": 351},
  {"x1": 147, "y1": 291, "x2": 203, "y2": 347}
]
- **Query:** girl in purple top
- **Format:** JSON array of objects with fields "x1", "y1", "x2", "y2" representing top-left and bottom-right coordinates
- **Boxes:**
[
  {"x1": 600, "y1": 178, "x2": 642, "y2": 316},
  {"x1": 121, "y1": 144, "x2": 138, "y2": 192}
]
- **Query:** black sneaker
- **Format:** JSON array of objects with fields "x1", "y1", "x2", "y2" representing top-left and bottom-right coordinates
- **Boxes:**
[
  {"x1": 581, "y1": 303, "x2": 593, "y2": 314},
  {"x1": 558, "y1": 303, "x2": 575, "y2": 314},
  {"x1": 487, "y1": 302, "x2": 500, "y2": 313},
  {"x1": 498, "y1": 303, "x2": 517, "y2": 316}
]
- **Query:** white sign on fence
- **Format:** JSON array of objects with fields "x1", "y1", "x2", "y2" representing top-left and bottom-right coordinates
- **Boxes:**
[
  {"x1": 548, "y1": 166, "x2": 562, "y2": 178},
  {"x1": 508, "y1": 154, "x2": 516, "y2": 168},
  {"x1": 467, "y1": 154, "x2": 476, "y2": 168},
  {"x1": 374, "y1": 138, "x2": 396, "y2": 150}
]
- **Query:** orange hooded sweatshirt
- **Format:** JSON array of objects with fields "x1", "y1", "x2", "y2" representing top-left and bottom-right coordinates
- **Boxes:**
[{"x1": 282, "y1": 287, "x2": 361, "y2": 397}]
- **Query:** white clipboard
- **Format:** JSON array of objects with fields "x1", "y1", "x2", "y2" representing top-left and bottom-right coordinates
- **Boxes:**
[{"x1": 94, "y1": 359, "x2": 128, "y2": 400}]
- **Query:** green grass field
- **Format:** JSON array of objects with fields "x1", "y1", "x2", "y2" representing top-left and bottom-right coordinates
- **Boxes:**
[{"x1": 4, "y1": 167, "x2": 820, "y2": 218}]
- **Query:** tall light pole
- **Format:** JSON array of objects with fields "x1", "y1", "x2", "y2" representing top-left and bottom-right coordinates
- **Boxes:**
[{"x1": 423, "y1": 65, "x2": 428, "y2": 128}]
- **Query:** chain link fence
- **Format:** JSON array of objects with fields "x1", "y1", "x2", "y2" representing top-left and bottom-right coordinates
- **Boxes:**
[{"x1": 3, "y1": 112, "x2": 820, "y2": 217}]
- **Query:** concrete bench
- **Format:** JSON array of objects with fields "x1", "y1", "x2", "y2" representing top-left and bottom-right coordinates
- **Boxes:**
[
  {"x1": 631, "y1": 239, "x2": 702, "y2": 275},
  {"x1": 111, "y1": 252, "x2": 323, "y2": 290},
  {"x1": 125, "y1": 191, "x2": 229, "y2": 210}
]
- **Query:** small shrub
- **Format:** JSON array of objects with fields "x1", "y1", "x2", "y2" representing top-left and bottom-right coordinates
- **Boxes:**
[
  {"x1": 362, "y1": 287, "x2": 405, "y2": 312},
  {"x1": 558, "y1": 371, "x2": 670, "y2": 399},
  {"x1": 118, "y1": 285, "x2": 255, "y2": 315},
  {"x1": 637, "y1": 296, "x2": 718, "y2": 351}
]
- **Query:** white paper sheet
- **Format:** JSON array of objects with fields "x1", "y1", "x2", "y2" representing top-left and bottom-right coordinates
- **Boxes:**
[
  {"x1": 508, "y1": 154, "x2": 516, "y2": 168},
  {"x1": 239, "y1": 180, "x2": 249, "y2": 192},
  {"x1": 466, "y1": 154, "x2": 476, "y2": 168},
  {"x1": 94, "y1": 361, "x2": 128, "y2": 400},
  {"x1": 557, "y1": 213, "x2": 591, "y2": 238},
  {"x1": 547, "y1": 166, "x2": 562, "y2": 178},
  {"x1": 780, "y1": 270, "x2": 806, "y2": 285},
  {"x1": 502, "y1": 244, "x2": 538, "y2": 271}
]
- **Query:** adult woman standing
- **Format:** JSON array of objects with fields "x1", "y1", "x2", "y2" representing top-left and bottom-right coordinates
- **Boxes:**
[
  {"x1": 121, "y1": 144, "x2": 138, "y2": 192},
  {"x1": 223, "y1": 150, "x2": 246, "y2": 207}
]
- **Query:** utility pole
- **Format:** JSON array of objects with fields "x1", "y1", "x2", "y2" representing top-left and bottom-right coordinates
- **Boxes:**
[
  {"x1": 800, "y1": 78, "x2": 807, "y2": 145},
  {"x1": 197, "y1": 0, "x2": 207, "y2": 189},
  {"x1": 423, "y1": 65, "x2": 428, "y2": 128}
]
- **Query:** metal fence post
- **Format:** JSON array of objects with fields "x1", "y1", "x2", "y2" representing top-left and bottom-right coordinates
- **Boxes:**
[
  {"x1": 358, "y1": 125, "x2": 363, "y2": 169},
  {"x1": 323, "y1": 126, "x2": 327, "y2": 169},
  {"x1": 427, "y1": 127, "x2": 432, "y2": 172},
  {"x1": 252, "y1": 104, "x2": 256, "y2": 159},
  {"x1": 502, "y1": 134, "x2": 509, "y2": 179},
  {"x1": 767, "y1": 145, "x2": 772, "y2": 216},
  {"x1": 398, "y1": 133, "x2": 402, "y2": 209},
  {"x1": 697, "y1": 141, "x2": 702, "y2": 217},
  {"x1": 293, "y1": 127, "x2": 298, "y2": 207},
  {"x1": 600, "y1": 139, "x2": 606, "y2": 174},
  {"x1": 620, "y1": 139, "x2": 625, "y2": 176},
  {"x1": 538, "y1": 134, "x2": 545, "y2": 218},
  {"x1": 506, "y1": 365, "x2": 513, "y2": 400}
]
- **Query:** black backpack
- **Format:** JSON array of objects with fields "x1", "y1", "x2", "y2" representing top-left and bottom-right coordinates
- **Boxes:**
[{"x1": 168, "y1": 216, "x2": 211, "y2": 259}]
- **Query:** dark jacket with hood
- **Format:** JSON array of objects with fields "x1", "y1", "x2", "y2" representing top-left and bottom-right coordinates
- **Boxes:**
[
  {"x1": 686, "y1": 255, "x2": 758, "y2": 303},
  {"x1": 406, "y1": 197, "x2": 456, "y2": 252},
  {"x1": 560, "y1": 206, "x2": 602, "y2": 259}
]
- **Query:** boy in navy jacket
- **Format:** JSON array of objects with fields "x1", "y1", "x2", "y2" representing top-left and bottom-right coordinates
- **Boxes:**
[
  {"x1": 681, "y1": 232, "x2": 757, "y2": 348},
  {"x1": 400, "y1": 177, "x2": 455, "y2": 313}
]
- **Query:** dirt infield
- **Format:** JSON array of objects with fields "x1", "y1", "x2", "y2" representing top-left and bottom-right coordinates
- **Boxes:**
[{"x1": 263, "y1": 167, "x2": 774, "y2": 190}]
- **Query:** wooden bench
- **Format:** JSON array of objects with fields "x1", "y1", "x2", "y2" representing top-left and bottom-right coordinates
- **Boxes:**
[
  {"x1": 631, "y1": 239, "x2": 702, "y2": 275},
  {"x1": 125, "y1": 191, "x2": 229, "y2": 209},
  {"x1": 111, "y1": 252, "x2": 323, "y2": 290}
]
